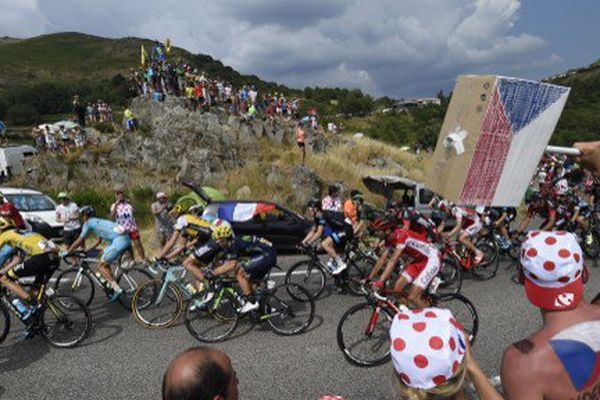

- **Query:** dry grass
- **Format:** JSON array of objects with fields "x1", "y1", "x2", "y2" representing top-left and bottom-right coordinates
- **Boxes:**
[{"x1": 220, "y1": 134, "x2": 428, "y2": 209}]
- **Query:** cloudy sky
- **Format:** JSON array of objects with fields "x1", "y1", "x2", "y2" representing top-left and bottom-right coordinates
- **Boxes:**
[{"x1": 1, "y1": 0, "x2": 598, "y2": 97}]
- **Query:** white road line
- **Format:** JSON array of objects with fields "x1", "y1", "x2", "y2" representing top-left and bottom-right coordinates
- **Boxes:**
[{"x1": 270, "y1": 270, "x2": 307, "y2": 277}]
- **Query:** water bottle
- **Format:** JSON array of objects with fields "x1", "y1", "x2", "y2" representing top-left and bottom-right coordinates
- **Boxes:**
[
  {"x1": 429, "y1": 277, "x2": 442, "y2": 294},
  {"x1": 266, "y1": 280, "x2": 276, "y2": 290},
  {"x1": 12, "y1": 298, "x2": 31, "y2": 317},
  {"x1": 185, "y1": 283, "x2": 198, "y2": 296},
  {"x1": 95, "y1": 272, "x2": 110, "y2": 290}
]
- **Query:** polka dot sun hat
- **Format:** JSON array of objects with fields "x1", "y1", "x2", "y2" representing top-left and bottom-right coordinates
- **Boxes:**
[
  {"x1": 389, "y1": 307, "x2": 466, "y2": 390},
  {"x1": 520, "y1": 231, "x2": 584, "y2": 311}
]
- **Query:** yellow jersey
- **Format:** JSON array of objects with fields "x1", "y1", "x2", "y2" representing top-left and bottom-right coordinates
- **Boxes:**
[
  {"x1": 174, "y1": 215, "x2": 211, "y2": 240},
  {"x1": 0, "y1": 230, "x2": 56, "y2": 256}
]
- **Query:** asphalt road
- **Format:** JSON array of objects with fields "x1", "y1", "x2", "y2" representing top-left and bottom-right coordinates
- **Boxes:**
[{"x1": 1, "y1": 255, "x2": 599, "y2": 400}]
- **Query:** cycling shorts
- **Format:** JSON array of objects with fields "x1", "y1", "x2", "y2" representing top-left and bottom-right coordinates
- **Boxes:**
[
  {"x1": 8, "y1": 252, "x2": 59, "y2": 284},
  {"x1": 401, "y1": 255, "x2": 440, "y2": 289},
  {"x1": 460, "y1": 219, "x2": 482, "y2": 238},
  {"x1": 242, "y1": 249, "x2": 277, "y2": 281},
  {"x1": 101, "y1": 235, "x2": 132, "y2": 264},
  {"x1": 323, "y1": 226, "x2": 353, "y2": 249}
]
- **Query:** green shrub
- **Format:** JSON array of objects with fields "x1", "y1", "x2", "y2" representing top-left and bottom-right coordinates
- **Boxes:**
[{"x1": 93, "y1": 121, "x2": 115, "y2": 133}]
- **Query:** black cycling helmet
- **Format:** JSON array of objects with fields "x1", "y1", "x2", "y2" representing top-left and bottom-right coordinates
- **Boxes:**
[
  {"x1": 307, "y1": 198, "x2": 322, "y2": 210},
  {"x1": 79, "y1": 205, "x2": 95, "y2": 217}
]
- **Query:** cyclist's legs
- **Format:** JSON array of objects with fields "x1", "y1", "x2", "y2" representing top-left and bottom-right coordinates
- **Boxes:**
[
  {"x1": 100, "y1": 235, "x2": 132, "y2": 283},
  {"x1": 183, "y1": 254, "x2": 207, "y2": 283},
  {"x1": 402, "y1": 258, "x2": 438, "y2": 308},
  {"x1": 237, "y1": 252, "x2": 276, "y2": 296},
  {"x1": 459, "y1": 221, "x2": 481, "y2": 255},
  {"x1": 321, "y1": 236, "x2": 340, "y2": 259},
  {"x1": 3, "y1": 253, "x2": 57, "y2": 301}
]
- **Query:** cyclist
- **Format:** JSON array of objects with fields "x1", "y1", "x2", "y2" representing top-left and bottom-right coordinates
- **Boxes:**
[
  {"x1": 301, "y1": 198, "x2": 352, "y2": 275},
  {"x1": 64, "y1": 206, "x2": 129, "y2": 301},
  {"x1": 487, "y1": 207, "x2": 517, "y2": 250},
  {"x1": 0, "y1": 217, "x2": 59, "y2": 321},
  {"x1": 502, "y1": 231, "x2": 600, "y2": 399},
  {"x1": 367, "y1": 215, "x2": 440, "y2": 308},
  {"x1": 155, "y1": 204, "x2": 212, "y2": 261},
  {"x1": 439, "y1": 200, "x2": 483, "y2": 264},
  {"x1": 184, "y1": 219, "x2": 277, "y2": 313},
  {"x1": 516, "y1": 191, "x2": 557, "y2": 233}
]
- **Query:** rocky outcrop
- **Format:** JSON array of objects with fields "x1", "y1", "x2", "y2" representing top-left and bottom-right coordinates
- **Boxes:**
[{"x1": 21, "y1": 97, "x2": 326, "y2": 191}]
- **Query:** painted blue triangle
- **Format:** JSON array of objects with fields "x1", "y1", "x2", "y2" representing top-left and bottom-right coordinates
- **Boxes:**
[{"x1": 497, "y1": 77, "x2": 569, "y2": 133}]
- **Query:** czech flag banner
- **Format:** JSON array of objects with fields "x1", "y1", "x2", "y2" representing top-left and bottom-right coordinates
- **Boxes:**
[{"x1": 426, "y1": 75, "x2": 570, "y2": 207}]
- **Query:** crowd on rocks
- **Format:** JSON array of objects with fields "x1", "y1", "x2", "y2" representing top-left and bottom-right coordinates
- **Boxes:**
[
  {"x1": 86, "y1": 99, "x2": 114, "y2": 125},
  {"x1": 31, "y1": 123, "x2": 88, "y2": 153},
  {"x1": 130, "y1": 42, "x2": 309, "y2": 123}
]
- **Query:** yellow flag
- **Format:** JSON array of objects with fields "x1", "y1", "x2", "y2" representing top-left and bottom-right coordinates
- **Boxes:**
[
  {"x1": 165, "y1": 38, "x2": 172, "y2": 54},
  {"x1": 141, "y1": 44, "x2": 147, "y2": 67}
]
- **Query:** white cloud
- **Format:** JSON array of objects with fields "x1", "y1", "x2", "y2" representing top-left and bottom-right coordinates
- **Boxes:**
[{"x1": 0, "y1": 0, "x2": 561, "y2": 97}]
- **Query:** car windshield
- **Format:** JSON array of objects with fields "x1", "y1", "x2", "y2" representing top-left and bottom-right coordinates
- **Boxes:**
[{"x1": 4, "y1": 194, "x2": 56, "y2": 212}]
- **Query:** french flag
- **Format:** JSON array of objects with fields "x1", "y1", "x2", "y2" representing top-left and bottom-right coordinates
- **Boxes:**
[
  {"x1": 213, "y1": 202, "x2": 275, "y2": 222},
  {"x1": 550, "y1": 320, "x2": 600, "y2": 391}
]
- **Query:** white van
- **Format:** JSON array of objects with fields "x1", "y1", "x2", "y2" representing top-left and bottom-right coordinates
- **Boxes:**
[{"x1": 0, "y1": 145, "x2": 37, "y2": 176}]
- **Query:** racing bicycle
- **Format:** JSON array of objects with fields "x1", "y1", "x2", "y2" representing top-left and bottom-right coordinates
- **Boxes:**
[
  {"x1": 0, "y1": 274, "x2": 91, "y2": 348},
  {"x1": 185, "y1": 276, "x2": 315, "y2": 342},
  {"x1": 54, "y1": 251, "x2": 152, "y2": 310}
]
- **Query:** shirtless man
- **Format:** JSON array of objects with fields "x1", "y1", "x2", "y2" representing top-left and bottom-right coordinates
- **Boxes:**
[{"x1": 501, "y1": 231, "x2": 600, "y2": 399}]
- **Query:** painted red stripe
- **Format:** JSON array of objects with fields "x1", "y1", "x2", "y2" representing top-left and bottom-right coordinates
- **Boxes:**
[{"x1": 459, "y1": 87, "x2": 513, "y2": 205}]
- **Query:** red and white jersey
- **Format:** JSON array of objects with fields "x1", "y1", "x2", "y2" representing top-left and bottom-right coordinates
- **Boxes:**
[
  {"x1": 451, "y1": 206, "x2": 480, "y2": 229},
  {"x1": 387, "y1": 228, "x2": 437, "y2": 260}
]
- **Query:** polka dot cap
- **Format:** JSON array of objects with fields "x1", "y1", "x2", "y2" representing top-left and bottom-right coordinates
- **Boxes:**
[
  {"x1": 520, "y1": 231, "x2": 584, "y2": 310},
  {"x1": 389, "y1": 307, "x2": 466, "y2": 390}
]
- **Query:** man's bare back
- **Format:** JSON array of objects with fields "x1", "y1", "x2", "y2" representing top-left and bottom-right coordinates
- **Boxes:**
[{"x1": 502, "y1": 303, "x2": 600, "y2": 400}]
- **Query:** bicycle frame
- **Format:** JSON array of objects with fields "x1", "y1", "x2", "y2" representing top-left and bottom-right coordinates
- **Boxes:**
[
  {"x1": 153, "y1": 265, "x2": 190, "y2": 306},
  {"x1": 443, "y1": 242, "x2": 473, "y2": 270}
]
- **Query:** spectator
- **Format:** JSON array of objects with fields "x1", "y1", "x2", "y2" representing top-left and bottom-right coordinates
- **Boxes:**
[
  {"x1": 55, "y1": 192, "x2": 81, "y2": 247},
  {"x1": 295, "y1": 122, "x2": 306, "y2": 166},
  {"x1": 501, "y1": 231, "x2": 600, "y2": 399},
  {"x1": 58, "y1": 124, "x2": 70, "y2": 153},
  {"x1": 151, "y1": 192, "x2": 174, "y2": 247},
  {"x1": 123, "y1": 109, "x2": 137, "y2": 131},
  {"x1": 322, "y1": 185, "x2": 342, "y2": 212},
  {"x1": 162, "y1": 346, "x2": 239, "y2": 400},
  {"x1": 110, "y1": 185, "x2": 147, "y2": 263},
  {"x1": 390, "y1": 307, "x2": 502, "y2": 399},
  {"x1": 43, "y1": 125, "x2": 57, "y2": 152},
  {"x1": 72, "y1": 95, "x2": 86, "y2": 127}
]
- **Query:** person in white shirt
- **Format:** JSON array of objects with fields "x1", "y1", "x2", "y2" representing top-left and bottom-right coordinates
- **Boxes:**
[
  {"x1": 55, "y1": 192, "x2": 81, "y2": 246},
  {"x1": 322, "y1": 185, "x2": 342, "y2": 212}
]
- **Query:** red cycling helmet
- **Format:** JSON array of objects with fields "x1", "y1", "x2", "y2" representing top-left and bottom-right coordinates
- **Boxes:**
[{"x1": 371, "y1": 217, "x2": 396, "y2": 233}]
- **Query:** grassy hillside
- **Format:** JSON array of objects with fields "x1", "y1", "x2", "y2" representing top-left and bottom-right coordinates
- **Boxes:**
[
  {"x1": 548, "y1": 61, "x2": 600, "y2": 145},
  {"x1": 0, "y1": 32, "x2": 287, "y2": 93}
]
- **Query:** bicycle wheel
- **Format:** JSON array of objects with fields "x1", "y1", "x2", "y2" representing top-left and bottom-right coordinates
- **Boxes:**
[
  {"x1": 432, "y1": 293, "x2": 479, "y2": 344},
  {"x1": 264, "y1": 283, "x2": 314, "y2": 335},
  {"x1": 337, "y1": 302, "x2": 394, "y2": 367},
  {"x1": 116, "y1": 267, "x2": 152, "y2": 310},
  {"x1": 132, "y1": 279, "x2": 183, "y2": 328},
  {"x1": 343, "y1": 260, "x2": 369, "y2": 296},
  {"x1": 184, "y1": 289, "x2": 239, "y2": 343},
  {"x1": 472, "y1": 243, "x2": 499, "y2": 280},
  {"x1": 41, "y1": 295, "x2": 91, "y2": 348},
  {"x1": 285, "y1": 260, "x2": 326, "y2": 299},
  {"x1": 54, "y1": 268, "x2": 95, "y2": 306},
  {"x1": 0, "y1": 301, "x2": 9, "y2": 344},
  {"x1": 437, "y1": 257, "x2": 463, "y2": 295}
]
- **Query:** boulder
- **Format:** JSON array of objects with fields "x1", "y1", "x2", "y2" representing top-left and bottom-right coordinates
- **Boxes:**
[{"x1": 290, "y1": 166, "x2": 322, "y2": 206}]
